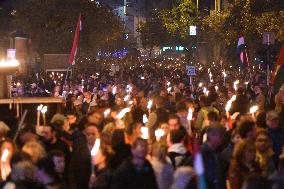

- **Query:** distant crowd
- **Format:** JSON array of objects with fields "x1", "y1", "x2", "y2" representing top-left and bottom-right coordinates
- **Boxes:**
[{"x1": 0, "y1": 57, "x2": 283, "y2": 189}]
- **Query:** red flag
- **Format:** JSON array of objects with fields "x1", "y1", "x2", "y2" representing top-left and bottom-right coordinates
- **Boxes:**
[
  {"x1": 69, "y1": 14, "x2": 81, "y2": 65},
  {"x1": 270, "y1": 44, "x2": 284, "y2": 85}
]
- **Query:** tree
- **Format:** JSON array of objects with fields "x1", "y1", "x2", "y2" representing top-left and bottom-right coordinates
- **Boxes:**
[
  {"x1": 13, "y1": 0, "x2": 124, "y2": 59},
  {"x1": 159, "y1": 0, "x2": 197, "y2": 38},
  {"x1": 160, "y1": 0, "x2": 284, "y2": 63},
  {"x1": 137, "y1": 11, "x2": 177, "y2": 50}
]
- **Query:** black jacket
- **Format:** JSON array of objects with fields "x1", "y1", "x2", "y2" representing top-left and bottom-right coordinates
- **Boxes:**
[
  {"x1": 112, "y1": 158, "x2": 158, "y2": 189},
  {"x1": 68, "y1": 134, "x2": 91, "y2": 189}
]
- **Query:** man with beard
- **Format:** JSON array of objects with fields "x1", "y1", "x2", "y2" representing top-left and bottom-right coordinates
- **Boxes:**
[{"x1": 41, "y1": 124, "x2": 70, "y2": 160}]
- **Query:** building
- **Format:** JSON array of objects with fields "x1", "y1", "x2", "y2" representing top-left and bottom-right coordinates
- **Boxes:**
[{"x1": 112, "y1": 0, "x2": 147, "y2": 49}]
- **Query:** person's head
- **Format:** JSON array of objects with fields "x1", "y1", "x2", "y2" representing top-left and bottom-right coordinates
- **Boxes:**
[
  {"x1": 88, "y1": 111, "x2": 104, "y2": 127},
  {"x1": 256, "y1": 112, "x2": 267, "y2": 128},
  {"x1": 220, "y1": 114, "x2": 228, "y2": 128},
  {"x1": 49, "y1": 150, "x2": 65, "y2": 174},
  {"x1": 0, "y1": 121, "x2": 10, "y2": 139},
  {"x1": 131, "y1": 138, "x2": 148, "y2": 160},
  {"x1": 10, "y1": 160, "x2": 36, "y2": 182},
  {"x1": 18, "y1": 127, "x2": 39, "y2": 146},
  {"x1": 176, "y1": 102, "x2": 188, "y2": 116},
  {"x1": 152, "y1": 142, "x2": 168, "y2": 162},
  {"x1": 41, "y1": 124, "x2": 56, "y2": 142},
  {"x1": 125, "y1": 122, "x2": 142, "y2": 138},
  {"x1": 115, "y1": 96, "x2": 124, "y2": 106},
  {"x1": 168, "y1": 114, "x2": 181, "y2": 130},
  {"x1": 169, "y1": 127, "x2": 186, "y2": 145},
  {"x1": 238, "y1": 119, "x2": 257, "y2": 140},
  {"x1": 233, "y1": 139, "x2": 256, "y2": 164},
  {"x1": 36, "y1": 157, "x2": 57, "y2": 183},
  {"x1": 83, "y1": 91, "x2": 92, "y2": 101},
  {"x1": 10, "y1": 151, "x2": 32, "y2": 169},
  {"x1": 111, "y1": 129, "x2": 126, "y2": 148},
  {"x1": 93, "y1": 147, "x2": 113, "y2": 169},
  {"x1": 206, "y1": 123, "x2": 226, "y2": 150},
  {"x1": 155, "y1": 96, "x2": 166, "y2": 108},
  {"x1": 139, "y1": 98, "x2": 148, "y2": 109},
  {"x1": 22, "y1": 141, "x2": 46, "y2": 163},
  {"x1": 84, "y1": 124, "x2": 100, "y2": 146},
  {"x1": 266, "y1": 110, "x2": 279, "y2": 129},
  {"x1": 207, "y1": 111, "x2": 219, "y2": 124},
  {"x1": 160, "y1": 122, "x2": 170, "y2": 135},
  {"x1": 254, "y1": 85, "x2": 260, "y2": 95},
  {"x1": 255, "y1": 129, "x2": 272, "y2": 153},
  {"x1": 237, "y1": 86, "x2": 245, "y2": 95},
  {"x1": 66, "y1": 111, "x2": 77, "y2": 125},
  {"x1": 231, "y1": 129, "x2": 241, "y2": 145}
]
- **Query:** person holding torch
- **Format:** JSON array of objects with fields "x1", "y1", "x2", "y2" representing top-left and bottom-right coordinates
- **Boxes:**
[{"x1": 69, "y1": 123, "x2": 100, "y2": 189}]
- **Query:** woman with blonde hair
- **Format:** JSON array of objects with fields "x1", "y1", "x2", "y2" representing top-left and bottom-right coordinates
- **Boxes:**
[
  {"x1": 150, "y1": 142, "x2": 173, "y2": 189},
  {"x1": 228, "y1": 139, "x2": 261, "y2": 189},
  {"x1": 22, "y1": 141, "x2": 46, "y2": 163}
]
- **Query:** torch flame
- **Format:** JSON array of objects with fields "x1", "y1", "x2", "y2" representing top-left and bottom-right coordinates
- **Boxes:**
[
  {"x1": 104, "y1": 109, "x2": 111, "y2": 118},
  {"x1": 147, "y1": 100, "x2": 153, "y2": 110},
  {"x1": 143, "y1": 114, "x2": 148, "y2": 124},
  {"x1": 187, "y1": 108, "x2": 193, "y2": 121},
  {"x1": 124, "y1": 95, "x2": 130, "y2": 102},
  {"x1": 41, "y1": 106, "x2": 48, "y2": 114},
  {"x1": 37, "y1": 104, "x2": 43, "y2": 111},
  {"x1": 250, "y1": 105, "x2": 259, "y2": 114},
  {"x1": 155, "y1": 129, "x2": 165, "y2": 140},
  {"x1": 141, "y1": 127, "x2": 149, "y2": 139},
  {"x1": 91, "y1": 139, "x2": 100, "y2": 156},
  {"x1": 116, "y1": 108, "x2": 131, "y2": 119},
  {"x1": 225, "y1": 100, "x2": 232, "y2": 112},
  {"x1": 1, "y1": 149, "x2": 9, "y2": 162}
]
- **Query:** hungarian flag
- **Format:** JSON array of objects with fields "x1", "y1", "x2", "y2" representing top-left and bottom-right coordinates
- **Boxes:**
[
  {"x1": 193, "y1": 139, "x2": 207, "y2": 189},
  {"x1": 237, "y1": 36, "x2": 250, "y2": 67},
  {"x1": 69, "y1": 14, "x2": 81, "y2": 65},
  {"x1": 271, "y1": 44, "x2": 284, "y2": 93}
]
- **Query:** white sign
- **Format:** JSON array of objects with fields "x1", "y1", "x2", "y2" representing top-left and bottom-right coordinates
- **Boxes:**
[
  {"x1": 186, "y1": 65, "x2": 196, "y2": 76},
  {"x1": 7, "y1": 49, "x2": 16, "y2": 59},
  {"x1": 189, "y1": 26, "x2": 197, "y2": 36}
]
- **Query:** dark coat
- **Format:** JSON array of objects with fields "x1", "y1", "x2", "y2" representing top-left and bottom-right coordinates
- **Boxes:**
[
  {"x1": 68, "y1": 134, "x2": 91, "y2": 189},
  {"x1": 111, "y1": 158, "x2": 158, "y2": 189},
  {"x1": 201, "y1": 143, "x2": 225, "y2": 189},
  {"x1": 92, "y1": 167, "x2": 113, "y2": 189}
]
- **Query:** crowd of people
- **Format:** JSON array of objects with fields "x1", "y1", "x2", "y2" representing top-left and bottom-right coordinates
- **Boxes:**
[{"x1": 0, "y1": 57, "x2": 283, "y2": 189}]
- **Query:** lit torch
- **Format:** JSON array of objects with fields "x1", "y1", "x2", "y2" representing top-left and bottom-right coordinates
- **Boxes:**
[
  {"x1": 104, "y1": 108, "x2": 111, "y2": 118},
  {"x1": 37, "y1": 104, "x2": 43, "y2": 126},
  {"x1": 155, "y1": 128, "x2": 165, "y2": 141},
  {"x1": 147, "y1": 100, "x2": 153, "y2": 112},
  {"x1": 1, "y1": 149, "x2": 9, "y2": 162},
  {"x1": 41, "y1": 106, "x2": 48, "y2": 126}
]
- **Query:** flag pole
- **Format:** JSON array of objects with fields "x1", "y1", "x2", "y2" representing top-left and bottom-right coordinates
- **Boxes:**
[{"x1": 66, "y1": 13, "x2": 81, "y2": 85}]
